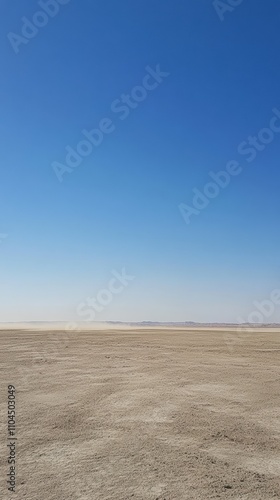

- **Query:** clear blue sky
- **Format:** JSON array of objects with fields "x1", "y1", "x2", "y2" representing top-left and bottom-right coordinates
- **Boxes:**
[{"x1": 1, "y1": 0, "x2": 280, "y2": 323}]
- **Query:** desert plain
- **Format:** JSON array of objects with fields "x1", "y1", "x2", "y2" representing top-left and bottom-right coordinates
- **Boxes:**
[{"x1": 0, "y1": 326, "x2": 280, "y2": 499}]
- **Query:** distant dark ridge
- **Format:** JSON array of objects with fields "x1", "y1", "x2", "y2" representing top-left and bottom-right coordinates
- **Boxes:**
[
  {"x1": 105, "y1": 321, "x2": 280, "y2": 327},
  {"x1": 1, "y1": 321, "x2": 280, "y2": 327}
]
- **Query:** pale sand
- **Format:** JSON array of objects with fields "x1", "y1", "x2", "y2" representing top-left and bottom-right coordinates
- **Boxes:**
[{"x1": 0, "y1": 328, "x2": 280, "y2": 499}]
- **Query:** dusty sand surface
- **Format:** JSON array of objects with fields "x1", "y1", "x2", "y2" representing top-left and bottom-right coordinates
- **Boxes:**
[{"x1": 0, "y1": 328, "x2": 280, "y2": 499}]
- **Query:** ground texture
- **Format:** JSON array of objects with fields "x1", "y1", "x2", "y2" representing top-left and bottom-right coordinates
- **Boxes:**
[{"x1": 0, "y1": 328, "x2": 280, "y2": 499}]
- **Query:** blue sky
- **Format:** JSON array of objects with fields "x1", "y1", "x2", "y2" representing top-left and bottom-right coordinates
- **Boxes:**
[{"x1": 1, "y1": 0, "x2": 280, "y2": 323}]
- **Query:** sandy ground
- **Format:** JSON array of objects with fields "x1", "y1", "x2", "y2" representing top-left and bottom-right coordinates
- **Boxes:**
[{"x1": 0, "y1": 328, "x2": 280, "y2": 500}]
